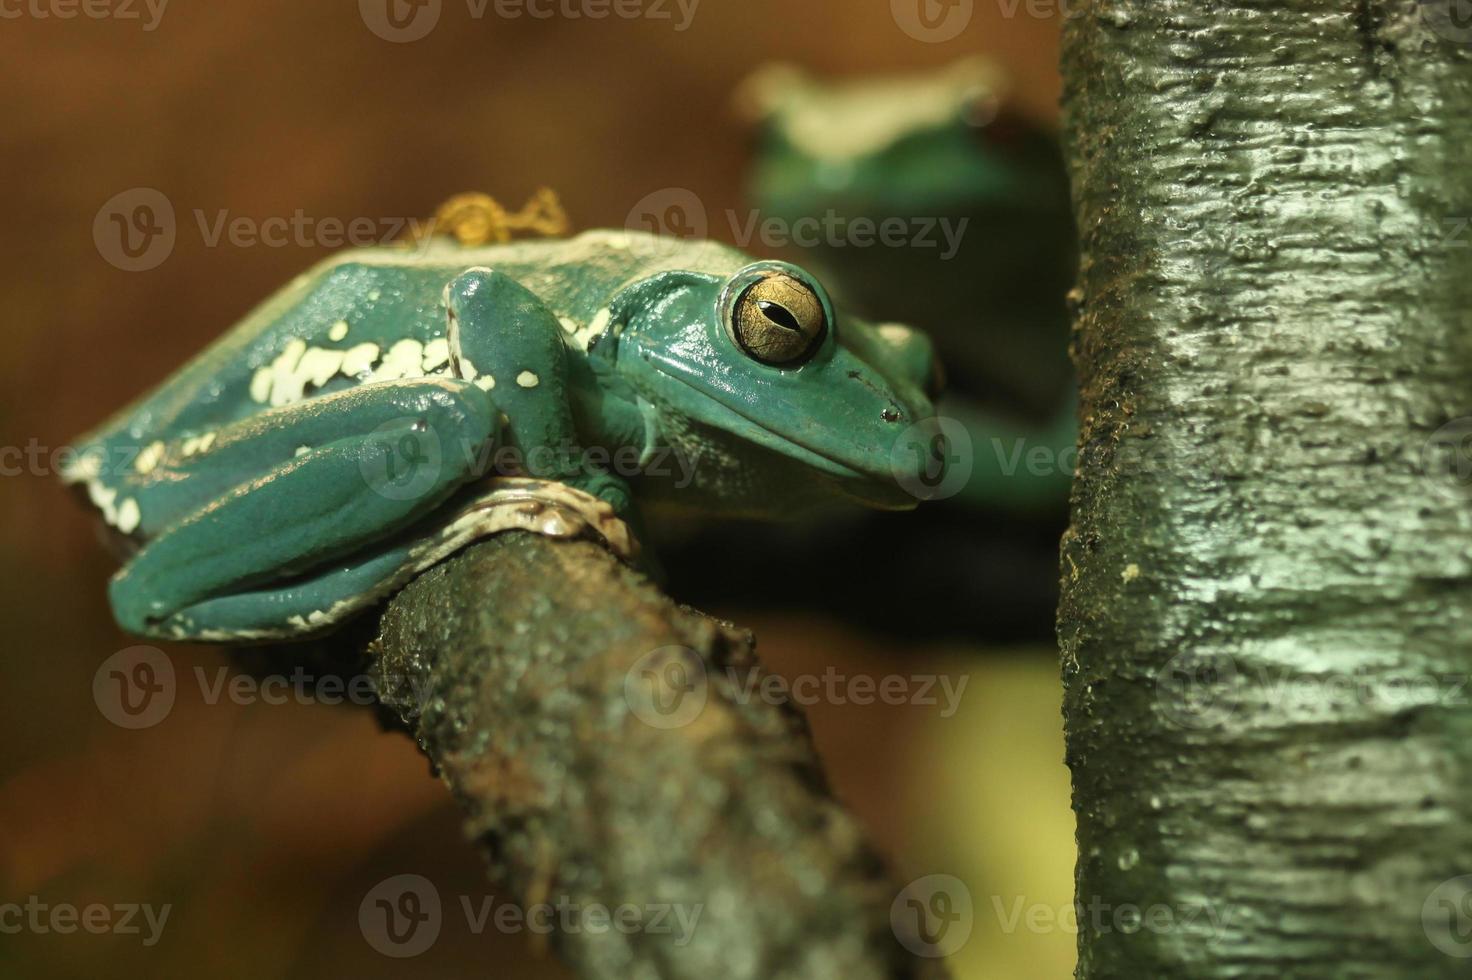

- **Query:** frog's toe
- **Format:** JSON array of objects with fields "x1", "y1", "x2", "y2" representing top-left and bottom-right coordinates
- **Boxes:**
[
  {"x1": 570, "y1": 473, "x2": 633, "y2": 518},
  {"x1": 107, "y1": 570, "x2": 171, "y2": 636}
]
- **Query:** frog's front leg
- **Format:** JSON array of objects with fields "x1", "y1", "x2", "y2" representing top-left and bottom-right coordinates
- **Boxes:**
[
  {"x1": 444, "y1": 267, "x2": 632, "y2": 515},
  {"x1": 109, "y1": 378, "x2": 496, "y2": 637}
]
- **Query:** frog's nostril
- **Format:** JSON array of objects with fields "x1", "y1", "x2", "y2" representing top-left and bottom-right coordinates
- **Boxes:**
[{"x1": 882, "y1": 407, "x2": 902, "y2": 424}]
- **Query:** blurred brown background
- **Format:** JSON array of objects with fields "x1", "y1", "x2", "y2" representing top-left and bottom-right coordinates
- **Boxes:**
[{"x1": 0, "y1": 2, "x2": 1072, "y2": 977}]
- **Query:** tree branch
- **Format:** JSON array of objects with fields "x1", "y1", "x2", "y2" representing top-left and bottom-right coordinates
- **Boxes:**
[{"x1": 369, "y1": 531, "x2": 944, "y2": 979}]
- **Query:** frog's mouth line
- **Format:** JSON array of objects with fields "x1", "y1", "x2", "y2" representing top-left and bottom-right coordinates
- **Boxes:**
[{"x1": 656, "y1": 367, "x2": 915, "y2": 509}]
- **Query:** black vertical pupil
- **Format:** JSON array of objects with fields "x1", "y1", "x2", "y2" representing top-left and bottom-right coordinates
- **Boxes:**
[{"x1": 758, "y1": 300, "x2": 803, "y2": 332}]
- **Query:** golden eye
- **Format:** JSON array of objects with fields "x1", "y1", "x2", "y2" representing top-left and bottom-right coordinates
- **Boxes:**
[{"x1": 730, "y1": 272, "x2": 827, "y2": 365}]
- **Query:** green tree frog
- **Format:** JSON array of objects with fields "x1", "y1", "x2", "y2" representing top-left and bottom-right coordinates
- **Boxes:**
[
  {"x1": 737, "y1": 57, "x2": 1077, "y2": 511},
  {"x1": 738, "y1": 57, "x2": 1074, "y2": 414},
  {"x1": 64, "y1": 230, "x2": 939, "y2": 643}
]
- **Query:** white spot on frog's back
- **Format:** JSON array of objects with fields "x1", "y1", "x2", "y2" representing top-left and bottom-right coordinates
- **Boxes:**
[
  {"x1": 249, "y1": 365, "x2": 274, "y2": 404},
  {"x1": 370, "y1": 339, "x2": 425, "y2": 382},
  {"x1": 567, "y1": 308, "x2": 612, "y2": 352},
  {"x1": 475, "y1": 375, "x2": 496, "y2": 392},
  {"x1": 299, "y1": 347, "x2": 345, "y2": 388},
  {"x1": 264, "y1": 338, "x2": 309, "y2": 407},
  {"x1": 134, "y1": 441, "x2": 166, "y2": 475},
  {"x1": 285, "y1": 609, "x2": 332, "y2": 632},
  {"x1": 87, "y1": 479, "x2": 117, "y2": 517},
  {"x1": 341, "y1": 342, "x2": 380, "y2": 379},
  {"x1": 251, "y1": 333, "x2": 388, "y2": 407},
  {"x1": 776, "y1": 61, "x2": 1001, "y2": 164},
  {"x1": 181, "y1": 431, "x2": 217, "y2": 457},
  {"x1": 456, "y1": 353, "x2": 479, "y2": 382},
  {"x1": 516, "y1": 371, "x2": 540, "y2": 389},
  {"x1": 86, "y1": 477, "x2": 141, "y2": 535},
  {"x1": 878, "y1": 323, "x2": 913, "y2": 345},
  {"x1": 422, "y1": 337, "x2": 451, "y2": 373},
  {"x1": 116, "y1": 498, "x2": 141, "y2": 535},
  {"x1": 61, "y1": 449, "x2": 102, "y2": 484},
  {"x1": 328, "y1": 319, "x2": 350, "y2": 342}
]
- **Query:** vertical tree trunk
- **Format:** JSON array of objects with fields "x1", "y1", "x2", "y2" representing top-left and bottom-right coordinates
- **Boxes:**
[{"x1": 1058, "y1": 2, "x2": 1472, "y2": 977}]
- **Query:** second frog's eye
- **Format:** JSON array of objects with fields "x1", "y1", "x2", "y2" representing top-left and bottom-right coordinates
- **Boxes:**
[{"x1": 729, "y1": 271, "x2": 828, "y2": 366}]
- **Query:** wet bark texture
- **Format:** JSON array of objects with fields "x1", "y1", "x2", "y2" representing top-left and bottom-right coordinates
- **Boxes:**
[
  {"x1": 1059, "y1": 1, "x2": 1472, "y2": 977},
  {"x1": 370, "y1": 532, "x2": 942, "y2": 980}
]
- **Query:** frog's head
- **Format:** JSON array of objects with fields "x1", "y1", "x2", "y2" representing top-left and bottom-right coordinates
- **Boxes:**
[
  {"x1": 736, "y1": 57, "x2": 1067, "y2": 220},
  {"x1": 600, "y1": 252, "x2": 942, "y2": 516}
]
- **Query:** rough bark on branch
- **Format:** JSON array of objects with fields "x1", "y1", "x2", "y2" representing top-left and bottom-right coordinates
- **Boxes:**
[
  {"x1": 369, "y1": 531, "x2": 943, "y2": 979},
  {"x1": 1059, "y1": 2, "x2": 1472, "y2": 977}
]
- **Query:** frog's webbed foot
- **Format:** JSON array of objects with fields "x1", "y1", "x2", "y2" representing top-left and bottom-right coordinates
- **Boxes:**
[
  {"x1": 108, "y1": 378, "x2": 498, "y2": 640},
  {"x1": 135, "y1": 477, "x2": 638, "y2": 643},
  {"x1": 561, "y1": 470, "x2": 634, "y2": 520}
]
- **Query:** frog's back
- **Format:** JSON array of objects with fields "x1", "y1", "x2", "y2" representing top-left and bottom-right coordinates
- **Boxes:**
[{"x1": 73, "y1": 230, "x2": 751, "y2": 456}]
